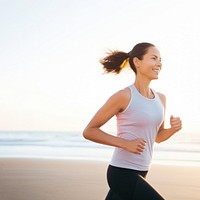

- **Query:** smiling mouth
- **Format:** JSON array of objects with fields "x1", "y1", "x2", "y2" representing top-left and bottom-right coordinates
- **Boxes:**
[{"x1": 152, "y1": 69, "x2": 160, "y2": 74}]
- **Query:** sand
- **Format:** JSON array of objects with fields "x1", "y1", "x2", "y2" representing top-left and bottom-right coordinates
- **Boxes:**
[{"x1": 0, "y1": 158, "x2": 199, "y2": 200}]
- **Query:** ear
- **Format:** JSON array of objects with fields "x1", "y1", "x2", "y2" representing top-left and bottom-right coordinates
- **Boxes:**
[{"x1": 133, "y1": 57, "x2": 141, "y2": 69}]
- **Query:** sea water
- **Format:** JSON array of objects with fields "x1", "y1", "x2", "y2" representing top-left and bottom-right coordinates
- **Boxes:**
[{"x1": 0, "y1": 131, "x2": 199, "y2": 166}]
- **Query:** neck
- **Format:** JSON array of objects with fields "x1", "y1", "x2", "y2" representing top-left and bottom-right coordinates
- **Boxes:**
[{"x1": 134, "y1": 78, "x2": 154, "y2": 99}]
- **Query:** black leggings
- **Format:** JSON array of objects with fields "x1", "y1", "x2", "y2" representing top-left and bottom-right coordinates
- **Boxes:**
[{"x1": 105, "y1": 165, "x2": 165, "y2": 200}]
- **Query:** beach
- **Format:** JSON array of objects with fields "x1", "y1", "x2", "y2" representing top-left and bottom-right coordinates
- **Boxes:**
[{"x1": 0, "y1": 158, "x2": 199, "y2": 200}]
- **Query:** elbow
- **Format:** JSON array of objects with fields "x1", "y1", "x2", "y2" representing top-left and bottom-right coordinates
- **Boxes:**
[
  {"x1": 155, "y1": 137, "x2": 162, "y2": 144},
  {"x1": 155, "y1": 131, "x2": 163, "y2": 143},
  {"x1": 83, "y1": 127, "x2": 90, "y2": 140},
  {"x1": 155, "y1": 139, "x2": 161, "y2": 144},
  {"x1": 83, "y1": 125, "x2": 100, "y2": 141}
]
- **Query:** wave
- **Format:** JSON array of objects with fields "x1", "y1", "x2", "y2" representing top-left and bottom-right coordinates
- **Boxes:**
[{"x1": 0, "y1": 131, "x2": 200, "y2": 164}]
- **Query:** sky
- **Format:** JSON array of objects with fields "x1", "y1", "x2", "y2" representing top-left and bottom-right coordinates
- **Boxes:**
[{"x1": 1, "y1": 0, "x2": 200, "y2": 132}]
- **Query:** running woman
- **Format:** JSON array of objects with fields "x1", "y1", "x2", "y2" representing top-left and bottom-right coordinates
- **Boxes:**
[{"x1": 83, "y1": 42, "x2": 182, "y2": 200}]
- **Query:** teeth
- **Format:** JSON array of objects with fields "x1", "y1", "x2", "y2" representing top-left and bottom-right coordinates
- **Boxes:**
[{"x1": 153, "y1": 69, "x2": 160, "y2": 73}]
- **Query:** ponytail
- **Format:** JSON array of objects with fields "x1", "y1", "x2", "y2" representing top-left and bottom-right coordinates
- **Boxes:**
[
  {"x1": 100, "y1": 42, "x2": 155, "y2": 75},
  {"x1": 100, "y1": 51, "x2": 129, "y2": 74}
]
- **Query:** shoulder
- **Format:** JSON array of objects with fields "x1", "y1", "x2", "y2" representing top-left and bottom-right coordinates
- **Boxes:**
[
  {"x1": 117, "y1": 86, "x2": 130, "y2": 97},
  {"x1": 108, "y1": 87, "x2": 131, "y2": 112},
  {"x1": 109, "y1": 86, "x2": 130, "y2": 99},
  {"x1": 157, "y1": 92, "x2": 166, "y2": 107},
  {"x1": 114, "y1": 87, "x2": 131, "y2": 101}
]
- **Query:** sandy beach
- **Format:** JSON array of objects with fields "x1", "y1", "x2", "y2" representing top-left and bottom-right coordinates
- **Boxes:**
[{"x1": 0, "y1": 158, "x2": 199, "y2": 200}]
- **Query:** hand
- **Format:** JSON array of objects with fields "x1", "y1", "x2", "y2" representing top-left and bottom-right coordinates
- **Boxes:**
[
  {"x1": 124, "y1": 138, "x2": 146, "y2": 154},
  {"x1": 170, "y1": 115, "x2": 182, "y2": 133}
]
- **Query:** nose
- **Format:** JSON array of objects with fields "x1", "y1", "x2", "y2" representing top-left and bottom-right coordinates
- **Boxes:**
[{"x1": 157, "y1": 60, "x2": 162, "y2": 69}]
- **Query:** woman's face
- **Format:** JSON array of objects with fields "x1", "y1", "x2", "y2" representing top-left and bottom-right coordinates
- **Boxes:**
[{"x1": 135, "y1": 46, "x2": 162, "y2": 80}]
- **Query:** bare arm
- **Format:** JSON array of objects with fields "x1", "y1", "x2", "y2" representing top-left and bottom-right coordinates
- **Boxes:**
[
  {"x1": 83, "y1": 88, "x2": 146, "y2": 154},
  {"x1": 156, "y1": 93, "x2": 182, "y2": 143}
]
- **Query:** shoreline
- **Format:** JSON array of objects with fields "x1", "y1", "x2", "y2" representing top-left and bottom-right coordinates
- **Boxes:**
[
  {"x1": 0, "y1": 155, "x2": 200, "y2": 167},
  {"x1": 0, "y1": 157, "x2": 200, "y2": 200}
]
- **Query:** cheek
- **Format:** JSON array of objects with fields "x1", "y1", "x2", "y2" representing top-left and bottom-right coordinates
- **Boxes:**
[
  {"x1": 138, "y1": 61, "x2": 153, "y2": 73},
  {"x1": 141, "y1": 63, "x2": 152, "y2": 73}
]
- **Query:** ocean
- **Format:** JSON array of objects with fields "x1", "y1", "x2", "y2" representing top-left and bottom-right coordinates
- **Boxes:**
[{"x1": 0, "y1": 131, "x2": 200, "y2": 166}]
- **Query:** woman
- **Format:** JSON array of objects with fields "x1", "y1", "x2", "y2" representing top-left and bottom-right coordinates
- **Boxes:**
[{"x1": 83, "y1": 42, "x2": 182, "y2": 200}]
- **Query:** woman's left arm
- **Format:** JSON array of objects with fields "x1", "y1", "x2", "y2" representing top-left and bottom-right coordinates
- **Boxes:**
[{"x1": 156, "y1": 93, "x2": 182, "y2": 143}]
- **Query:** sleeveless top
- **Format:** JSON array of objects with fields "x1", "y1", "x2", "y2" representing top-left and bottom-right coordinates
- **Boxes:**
[{"x1": 110, "y1": 84, "x2": 164, "y2": 171}]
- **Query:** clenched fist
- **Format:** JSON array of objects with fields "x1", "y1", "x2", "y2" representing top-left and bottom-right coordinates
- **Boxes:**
[
  {"x1": 170, "y1": 115, "x2": 182, "y2": 132},
  {"x1": 124, "y1": 138, "x2": 146, "y2": 154}
]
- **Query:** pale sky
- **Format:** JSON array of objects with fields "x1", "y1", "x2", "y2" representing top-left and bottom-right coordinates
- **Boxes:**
[{"x1": 1, "y1": 0, "x2": 200, "y2": 132}]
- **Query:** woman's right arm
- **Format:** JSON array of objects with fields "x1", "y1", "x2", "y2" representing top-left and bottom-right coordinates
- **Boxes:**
[{"x1": 83, "y1": 89, "x2": 146, "y2": 154}]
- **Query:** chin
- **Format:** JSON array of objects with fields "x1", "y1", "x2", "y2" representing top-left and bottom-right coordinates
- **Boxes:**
[{"x1": 152, "y1": 76, "x2": 159, "y2": 80}]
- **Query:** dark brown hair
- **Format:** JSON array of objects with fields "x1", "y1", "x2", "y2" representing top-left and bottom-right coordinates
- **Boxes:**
[{"x1": 100, "y1": 42, "x2": 155, "y2": 74}]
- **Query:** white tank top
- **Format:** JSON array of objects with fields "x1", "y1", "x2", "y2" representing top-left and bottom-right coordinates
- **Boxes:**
[{"x1": 110, "y1": 84, "x2": 164, "y2": 171}]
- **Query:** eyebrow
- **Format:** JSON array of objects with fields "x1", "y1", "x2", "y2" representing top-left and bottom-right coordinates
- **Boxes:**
[{"x1": 151, "y1": 54, "x2": 162, "y2": 61}]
